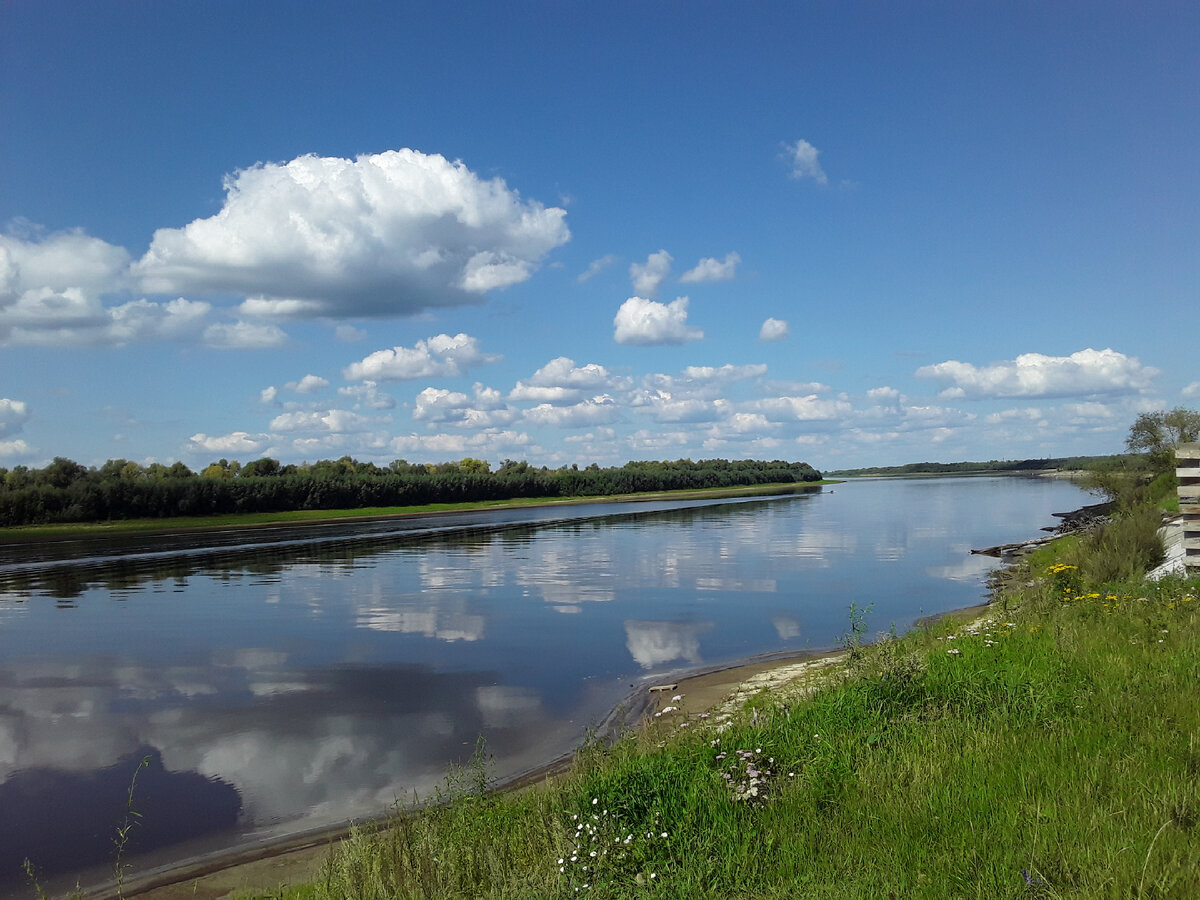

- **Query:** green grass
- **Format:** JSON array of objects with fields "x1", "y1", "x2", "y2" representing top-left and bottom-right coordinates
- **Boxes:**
[
  {"x1": 236, "y1": 498, "x2": 1200, "y2": 900},
  {"x1": 0, "y1": 482, "x2": 831, "y2": 542}
]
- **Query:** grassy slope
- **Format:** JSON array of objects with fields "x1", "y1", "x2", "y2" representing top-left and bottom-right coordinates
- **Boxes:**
[
  {"x1": 241, "y1": 505, "x2": 1200, "y2": 899},
  {"x1": 0, "y1": 482, "x2": 831, "y2": 543}
]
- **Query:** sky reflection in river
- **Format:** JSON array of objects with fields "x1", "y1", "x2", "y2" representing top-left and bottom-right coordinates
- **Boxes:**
[{"x1": 0, "y1": 477, "x2": 1087, "y2": 894}]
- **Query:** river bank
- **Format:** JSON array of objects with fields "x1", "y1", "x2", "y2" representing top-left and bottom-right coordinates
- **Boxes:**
[
  {"x1": 124, "y1": 602, "x2": 995, "y2": 900},
  {"x1": 0, "y1": 482, "x2": 833, "y2": 544}
]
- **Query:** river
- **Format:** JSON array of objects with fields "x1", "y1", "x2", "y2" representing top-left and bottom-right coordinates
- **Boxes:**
[{"x1": 0, "y1": 475, "x2": 1087, "y2": 896}]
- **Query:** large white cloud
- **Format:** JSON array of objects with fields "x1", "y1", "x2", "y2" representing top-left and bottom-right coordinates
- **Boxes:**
[
  {"x1": 679, "y1": 252, "x2": 740, "y2": 284},
  {"x1": 629, "y1": 250, "x2": 672, "y2": 297},
  {"x1": 613, "y1": 296, "x2": 703, "y2": 346},
  {"x1": 343, "y1": 333, "x2": 500, "y2": 381},
  {"x1": 133, "y1": 149, "x2": 570, "y2": 318},
  {"x1": 915, "y1": 348, "x2": 1158, "y2": 400}
]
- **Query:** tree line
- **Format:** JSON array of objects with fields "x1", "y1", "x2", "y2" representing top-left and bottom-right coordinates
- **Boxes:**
[
  {"x1": 0, "y1": 456, "x2": 822, "y2": 527},
  {"x1": 825, "y1": 454, "x2": 1134, "y2": 478}
]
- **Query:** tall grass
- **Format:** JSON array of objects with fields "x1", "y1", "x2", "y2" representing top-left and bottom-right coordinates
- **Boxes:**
[{"x1": 247, "y1": 499, "x2": 1199, "y2": 900}]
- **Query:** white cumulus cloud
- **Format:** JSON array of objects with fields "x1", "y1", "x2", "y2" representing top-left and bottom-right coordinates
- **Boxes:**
[
  {"x1": 613, "y1": 297, "x2": 703, "y2": 346},
  {"x1": 523, "y1": 395, "x2": 620, "y2": 428},
  {"x1": 270, "y1": 409, "x2": 379, "y2": 434},
  {"x1": 629, "y1": 250, "x2": 672, "y2": 297},
  {"x1": 759, "y1": 317, "x2": 789, "y2": 341},
  {"x1": 0, "y1": 398, "x2": 30, "y2": 439},
  {"x1": 915, "y1": 348, "x2": 1158, "y2": 400},
  {"x1": 133, "y1": 149, "x2": 570, "y2": 318},
  {"x1": 343, "y1": 333, "x2": 500, "y2": 381},
  {"x1": 203, "y1": 320, "x2": 289, "y2": 349},
  {"x1": 0, "y1": 228, "x2": 130, "y2": 301},
  {"x1": 188, "y1": 431, "x2": 270, "y2": 455},
  {"x1": 337, "y1": 381, "x2": 396, "y2": 410},
  {"x1": 755, "y1": 394, "x2": 854, "y2": 422},
  {"x1": 679, "y1": 252, "x2": 740, "y2": 284},
  {"x1": 785, "y1": 139, "x2": 828, "y2": 184},
  {"x1": 285, "y1": 374, "x2": 330, "y2": 394},
  {"x1": 0, "y1": 287, "x2": 213, "y2": 347},
  {"x1": 509, "y1": 357, "x2": 628, "y2": 405},
  {"x1": 1183, "y1": 382, "x2": 1200, "y2": 399}
]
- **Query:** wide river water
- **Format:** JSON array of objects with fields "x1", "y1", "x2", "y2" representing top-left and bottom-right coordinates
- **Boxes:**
[{"x1": 0, "y1": 475, "x2": 1087, "y2": 895}]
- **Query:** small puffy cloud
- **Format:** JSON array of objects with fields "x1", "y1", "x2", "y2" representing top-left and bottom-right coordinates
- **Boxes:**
[
  {"x1": 629, "y1": 250, "x2": 672, "y2": 297},
  {"x1": 343, "y1": 333, "x2": 500, "y2": 381},
  {"x1": 389, "y1": 429, "x2": 531, "y2": 457},
  {"x1": 523, "y1": 395, "x2": 620, "y2": 428},
  {"x1": 203, "y1": 320, "x2": 289, "y2": 349},
  {"x1": 133, "y1": 149, "x2": 569, "y2": 318},
  {"x1": 413, "y1": 387, "x2": 471, "y2": 422},
  {"x1": 510, "y1": 356, "x2": 627, "y2": 404},
  {"x1": 613, "y1": 296, "x2": 703, "y2": 346},
  {"x1": 285, "y1": 374, "x2": 330, "y2": 394},
  {"x1": 237, "y1": 297, "x2": 326, "y2": 320},
  {"x1": 785, "y1": 139, "x2": 828, "y2": 184},
  {"x1": 759, "y1": 317, "x2": 789, "y2": 341},
  {"x1": 337, "y1": 380, "x2": 396, "y2": 410},
  {"x1": 1183, "y1": 381, "x2": 1200, "y2": 399},
  {"x1": 866, "y1": 386, "x2": 901, "y2": 405},
  {"x1": 679, "y1": 252, "x2": 740, "y2": 284},
  {"x1": 680, "y1": 363, "x2": 766, "y2": 383},
  {"x1": 0, "y1": 439, "x2": 34, "y2": 459},
  {"x1": 413, "y1": 384, "x2": 515, "y2": 427},
  {"x1": 335, "y1": 324, "x2": 367, "y2": 342},
  {"x1": 577, "y1": 254, "x2": 617, "y2": 283},
  {"x1": 0, "y1": 398, "x2": 30, "y2": 439},
  {"x1": 635, "y1": 394, "x2": 729, "y2": 424},
  {"x1": 983, "y1": 407, "x2": 1045, "y2": 425},
  {"x1": 755, "y1": 394, "x2": 854, "y2": 422},
  {"x1": 270, "y1": 409, "x2": 379, "y2": 434},
  {"x1": 260, "y1": 386, "x2": 278, "y2": 404},
  {"x1": 188, "y1": 431, "x2": 270, "y2": 455},
  {"x1": 915, "y1": 348, "x2": 1158, "y2": 400}
]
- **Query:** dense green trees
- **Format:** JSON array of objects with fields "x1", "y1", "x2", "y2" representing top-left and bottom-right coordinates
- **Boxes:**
[{"x1": 0, "y1": 456, "x2": 822, "y2": 527}]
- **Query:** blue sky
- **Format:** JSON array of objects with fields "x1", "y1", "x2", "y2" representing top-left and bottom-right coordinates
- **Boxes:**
[{"x1": 2, "y1": 1, "x2": 1197, "y2": 473}]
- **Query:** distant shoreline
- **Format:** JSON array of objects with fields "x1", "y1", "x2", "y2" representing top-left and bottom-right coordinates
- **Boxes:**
[{"x1": 0, "y1": 481, "x2": 835, "y2": 544}]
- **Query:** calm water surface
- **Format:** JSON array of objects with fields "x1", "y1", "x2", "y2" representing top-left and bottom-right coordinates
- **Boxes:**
[{"x1": 0, "y1": 476, "x2": 1086, "y2": 894}]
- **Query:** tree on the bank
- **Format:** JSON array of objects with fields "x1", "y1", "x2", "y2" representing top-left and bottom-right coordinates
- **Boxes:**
[{"x1": 1126, "y1": 407, "x2": 1200, "y2": 472}]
